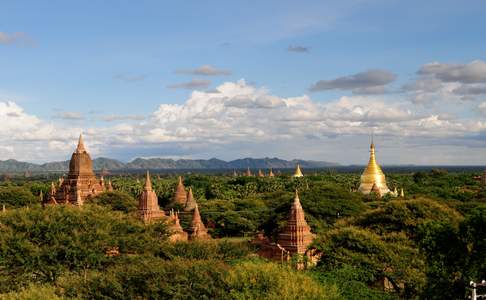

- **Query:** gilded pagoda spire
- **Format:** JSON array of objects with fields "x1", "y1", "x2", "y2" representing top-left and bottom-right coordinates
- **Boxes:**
[
  {"x1": 293, "y1": 164, "x2": 303, "y2": 177},
  {"x1": 358, "y1": 141, "x2": 390, "y2": 197}
]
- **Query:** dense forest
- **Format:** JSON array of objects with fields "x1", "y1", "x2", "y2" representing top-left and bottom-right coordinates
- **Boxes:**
[{"x1": 0, "y1": 169, "x2": 485, "y2": 299}]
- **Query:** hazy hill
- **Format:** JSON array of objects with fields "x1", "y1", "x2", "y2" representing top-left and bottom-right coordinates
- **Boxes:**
[{"x1": 0, "y1": 157, "x2": 339, "y2": 173}]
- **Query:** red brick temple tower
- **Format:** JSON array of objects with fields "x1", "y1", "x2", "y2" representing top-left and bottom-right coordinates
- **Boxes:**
[
  {"x1": 138, "y1": 171, "x2": 165, "y2": 223},
  {"x1": 174, "y1": 176, "x2": 187, "y2": 205},
  {"x1": 168, "y1": 209, "x2": 188, "y2": 242},
  {"x1": 189, "y1": 204, "x2": 210, "y2": 240},
  {"x1": 55, "y1": 134, "x2": 105, "y2": 205},
  {"x1": 277, "y1": 190, "x2": 315, "y2": 255},
  {"x1": 184, "y1": 187, "x2": 197, "y2": 211}
]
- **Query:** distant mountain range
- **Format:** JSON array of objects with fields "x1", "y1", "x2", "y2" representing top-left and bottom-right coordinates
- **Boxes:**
[{"x1": 0, "y1": 157, "x2": 339, "y2": 173}]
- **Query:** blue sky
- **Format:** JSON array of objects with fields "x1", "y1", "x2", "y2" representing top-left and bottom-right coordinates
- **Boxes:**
[{"x1": 1, "y1": 0, "x2": 486, "y2": 164}]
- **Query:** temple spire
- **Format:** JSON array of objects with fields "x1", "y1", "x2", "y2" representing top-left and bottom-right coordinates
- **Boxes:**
[
  {"x1": 293, "y1": 163, "x2": 303, "y2": 177},
  {"x1": 189, "y1": 204, "x2": 210, "y2": 240},
  {"x1": 184, "y1": 187, "x2": 197, "y2": 211},
  {"x1": 174, "y1": 176, "x2": 187, "y2": 205},
  {"x1": 76, "y1": 133, "x2": 86, "y2": 153},
  {"x1": 277, "y1": 189, "x2": 314, "y2": 255},
  {"x1": 144, "y1": 170, "x2": 152, "y2": 191}
]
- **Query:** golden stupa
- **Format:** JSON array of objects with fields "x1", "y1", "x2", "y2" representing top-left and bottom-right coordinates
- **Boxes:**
[
  {"x1": 358, "y1": 142, "x2": 390, "y2": 197},
  {"x1": 292, "y1": 164, "x2": 304, "y2": 177}
]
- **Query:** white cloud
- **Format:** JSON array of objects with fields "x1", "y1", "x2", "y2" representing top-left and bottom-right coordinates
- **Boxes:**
[{"x1": 2, "y1": 79, "x2": 486, "y2": 164}]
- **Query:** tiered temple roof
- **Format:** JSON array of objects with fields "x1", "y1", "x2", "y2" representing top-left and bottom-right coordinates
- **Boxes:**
[
  {"x1": 277, "y1": 190, "x2": 315, "y2": 254},
  {"x1": 189, "y1": 204, "x2": 210, "y2": 240},
  {"x1": 138, "y1": 171, "x2": 165, "y2": 223},
  {"x1": 52, "y1": 134, "x2": 105, "y2": 205},
  {"x1": 292, "y1": 164, "x2": 304, "y2": 177},
  {"x1": 358, "y1": 142, "x2": 390, "y2": 197},
  {"x1": 174, "y1": 176, "x2": 187, "y2": 205}
]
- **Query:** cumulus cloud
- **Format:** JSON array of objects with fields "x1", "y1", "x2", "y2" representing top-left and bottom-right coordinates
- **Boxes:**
[
  {"x1": 287, "y1": 45, "x2": 309, "y2": 53},
  {"x1": 176, "y1": 65, "x2": 231, "y2": 76},
  {"x1": 404, "y1": 60, "x2": 486, "y2": 103},
  {"x1": 167, "y1": 79, "x2": 211, "y2": 90},
  {"x1": 309, "y1": 69, "x2": 396, "y2": 94},
  {"x1": 2, "y1": 79, "x2": 486, "y2": 164},
  {"x1": 419, "y1": 60, "x2": 486, "y2": 84},
  {"x1": 0, "y1": 32, "x2": 34, "y2": 46}
]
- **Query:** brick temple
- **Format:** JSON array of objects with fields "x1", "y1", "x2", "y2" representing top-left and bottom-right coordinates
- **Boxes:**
[
  {"x1": 138, "y1": 171, "x2": 165, "y2": 223},
  {"x1": 45, "y1": 134, "x2": 105, "y2": 206},
  {"x1": 253, "y1": 190, "x2": 318, "y2": 267}
]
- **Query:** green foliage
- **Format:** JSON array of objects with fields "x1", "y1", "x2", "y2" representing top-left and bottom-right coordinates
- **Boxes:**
[
  {"x1": 0, "y1": 205, "x2": 168, "y2": 290},
  {"x1": 353, "y1": 198, "x2": 463, "y2": 238},
  {"x1": 57, "y1": 257, "x2": 337, "y2": 300},
  {"x1": 315, "y1": 226, "x2": 425, "y2": 297},
  {"x1": 0, "y1": 284, "x2": 61, "y2": 300},
  {"x1": 0, "y1": 185, "x2": 38, "y2": 208},
  {"x1": 91, "y1": 191, "x2": 138, "y2": 213}
]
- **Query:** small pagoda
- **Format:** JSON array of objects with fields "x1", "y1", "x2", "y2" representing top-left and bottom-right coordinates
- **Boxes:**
[
  {"x1": 268, "y1": 168, "x2": 275, "y2": 177},
  {"x1": 244, "y1": 167, "x2": 252, "y2": 177},
  {"x1": 253, "y1": 190, "x2": 318, "y2": 267},
  {"x1": 173, "y1": 176, "x2": 187, "y2": 205},
  {"x1": 292, "y1": 164, "x2": 304, "y2": 178},
  {"x1": 138, "y1": 171, "x2": 165, "y2": 223},
  {"x1": 277, "y1": 190, "x2": 315, "y2": 254},
  {"x1": 167, "y1": 209, "x2": 188, "y2": 242},
  {"x1": 184, "y1": 187, "x2": 197, "y2": 211},
  {"x1": 258, "y1": 169, "x2": 265, "y2": 177},
  {"x1": 358, "y1": 142, "x2": 390, "y2": 197},
  {"x1": 51, "y1": 134, "x2": 105, "y2": 205},
  {"x1": 188, "y1": 204, "x2": 211, "y2": 240}
]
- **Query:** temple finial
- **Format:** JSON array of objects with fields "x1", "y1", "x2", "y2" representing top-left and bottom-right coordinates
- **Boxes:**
[
  {"x1": 76, "y1": 133, "x2": 86, "y2": 153},
  {"x1": 144, "y1": 170, "x2": 152, "y2": 191},
  {"x1": 294, "y1": 189, "x2": 300, "y2": 204}
]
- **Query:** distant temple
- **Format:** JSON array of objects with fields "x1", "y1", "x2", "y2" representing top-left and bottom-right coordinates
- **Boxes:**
[
  {"x1": 138, "y1": 172, "x2": 188, "y2": 241},
  {"x1": 138, "y1": 171, "x2": 165, "y2": 223},
  {"x1": 253, "y1": 190, "x2": 318, "y2": 268},
  {"x1": 268, "y1": 168, "x2": 275, "y2": 177},
  {"x1": 244, "y1": 167, "x2": 252, "y2": 177},
  {"x1": 47, "y1": 134, "x2": 105, "y2": 206},
  {"x1": 168, "y1": 209, "x2": 188, "y2": 242},
  {"x1": 174, "y1": 176, "x2": 187, "y2": 205},
  {"x1": 358, "y1": 142, "x2": 390, "y2": 197},
  {"x1": 292, "y1": 164, "x2": 304, "y2": 177},
  {"x1": 258, "y1": 169, "x2": 265, "y2": 177},
  {"x1": 184, "y1": 187, "x2": 197, "y2": 211},
  {"x1": 188, "y1": 204, "x2": 211, "y2": 240}
]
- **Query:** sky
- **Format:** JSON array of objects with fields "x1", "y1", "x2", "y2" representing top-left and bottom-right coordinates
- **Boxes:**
[{"x1": 1, "y1": 0, "x2": 486, "y2": 165}]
